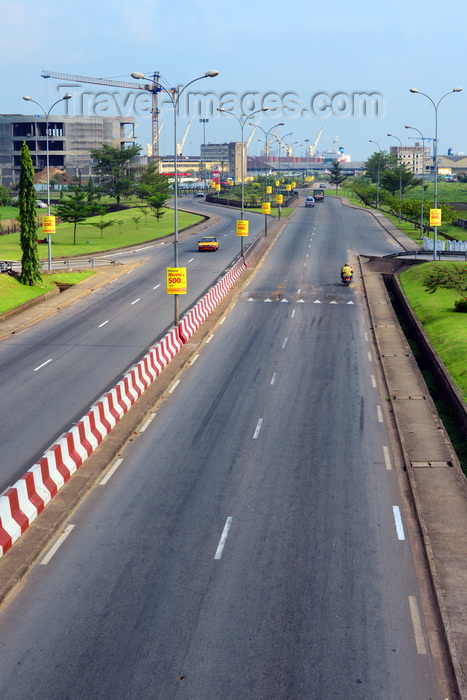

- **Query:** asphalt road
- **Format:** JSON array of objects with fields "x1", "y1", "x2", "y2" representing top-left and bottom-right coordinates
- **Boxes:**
[
  {"x1": 0, "y1": 198, "x2": 444, "y2": 699},
  {"x1": 0, "y1": 201, "x2": 263, "y2": 488}
]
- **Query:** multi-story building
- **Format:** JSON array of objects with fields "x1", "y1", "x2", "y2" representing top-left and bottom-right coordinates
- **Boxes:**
[
  {"x1": 389, "y1": 143, "x2": 431, "y2": 175},
  {"x1": 0, "y1": 114, "x2": 135, "y2": 187},
  {"x1": 200, "y1": 142, "x2": 246, "y2": 181}
]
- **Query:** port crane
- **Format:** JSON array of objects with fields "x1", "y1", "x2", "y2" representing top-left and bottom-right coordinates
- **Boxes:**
[{"x1": 42, "y1": 69, "x2": 162, "y2": 156}]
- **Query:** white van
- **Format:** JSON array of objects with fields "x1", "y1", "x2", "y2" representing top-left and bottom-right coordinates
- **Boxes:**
[{"x1": 305, "y1": 196, "x2": 315, "y2": 208}]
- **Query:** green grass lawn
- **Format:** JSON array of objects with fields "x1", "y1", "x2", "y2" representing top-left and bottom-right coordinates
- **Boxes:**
[
  {"x1": 0, "y1": 205, "x2": 203, "y2": 261},
  {"x1": 0, "y1": 271, "x2": 95, "y2": 313},
  {"x1": 399, "y1": 261, "x2": 467, "y2": 399}
]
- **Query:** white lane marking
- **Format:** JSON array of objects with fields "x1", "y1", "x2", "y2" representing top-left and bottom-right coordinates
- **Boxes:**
[
  {"x1": 393, "y1": 505, "x2": 405, "y2": 540},
  {"x1": 187, "y1": 258, "x2": 194, "y2": 263},
  {"x1": 169, "y1": 380, "x2": 180, "y2": 394},
  {"x1": 383, "y1": 445, "x2": 392, "y2": 470},
  {"x1": 131, "y1": 298, "x2": 140, "y2": 305},
  {"x1": 40, "y1": 524, "x2": 75, "y2": 565},
  {"x1": 140, "y1": 413, "x2": 157, "y2": 433},
  {"x1": 271, "y1": 372, "x2": 277, "y2": 385},
  {"x1": 220, "y1": 317, "x2": 226, "y2": 325},
  {"x1": 206, "y1": 334, "x2": 214, "y2": 343},
  {"x1": 291, "y1": 309, "x2": 296, "y2": 318},
  {"x1": 371, "y1": 374, "x2": 377, "y2": 388},
  {"x1": 253, "y1": 418, "x2": 263, "y2": 439},
  {"x1": 34, "y1": 359, "x2": 52, "y2": 372},
  {"x1": 282, "y1": 338, "x2": 288, "y2": 348},
  {"x1": 189, "y1": 354, "x2": 200, "y2": 365},
  {"x1": 215, "y1": 517, "x2": 233, "y2": 560},
  {"x1": 98, "y1": 320, "x2": 109, "y2": 328},
  {"x1": 100, "y1": 458, "x2": 124, "y2": 485},
  {"x1": 297, "y1": 288, "x2": 301, "y2": 294},
  {"x1": 376, "y1": 405, "x2": 383, "y2": 423},
  {"x1": 153, "y1": 284, "x2": 160, "y2": 290},
  {"x1": 367, "y1": 351, "x2": 373, "y2": 362},
  {"x1": 408, "y1": 596, "x2": 428, "y2": 654}
]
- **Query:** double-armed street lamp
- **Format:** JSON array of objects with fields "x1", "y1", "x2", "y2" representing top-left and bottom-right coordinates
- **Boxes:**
[
  {"x1": 387, "y1": 133, "x2": 403, "y2": 221},
  {"x1": 410, "y1": 87, "x2": 462, "y2": 260},
  {"x1": 132, "y1": 70, "x2": 219, "y2": 324},
  {"x1": 23, "y1": 93, "x2": 72, "y2": 270},
  {"x1": 249, "y1": 120, "x2": 284, "y2": 193},
  {"x1": 217, "y1": 106, "x2": 268, "y2": 256},
  {"x1": 369, "y1": 139, "x2": 381, "y2": 209},
  {"x1": 405, "y1": 124, "x2": 427, "y2": 239}
]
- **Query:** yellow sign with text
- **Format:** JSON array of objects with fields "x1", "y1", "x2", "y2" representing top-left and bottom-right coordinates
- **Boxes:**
[
  {"x1": 166, "y1": 267, "x2": 187, "y2": 294},
  {"x1": 430, "y1": 208, "x2": 442, "y2": 226},
  {"x1": 236, "y1": 220, "x2": 249, "y2": 237},
  {"x1": 276, "y1": 194, "x2": 283, "y2": 204},
  {"x1": 262, "y1": 202, "x2": 271, "y2": 214},
  {"x1": 42, "y1": 215, "x2": 55, "y2": 234},
  {"x1": 266, "y1": 185, "x2": 272, "y2": 194}
]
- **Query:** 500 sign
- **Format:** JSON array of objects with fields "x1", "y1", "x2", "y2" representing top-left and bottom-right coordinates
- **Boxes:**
[{"x1": 166, "y1": 267, "x2": 187, "y2": 295}]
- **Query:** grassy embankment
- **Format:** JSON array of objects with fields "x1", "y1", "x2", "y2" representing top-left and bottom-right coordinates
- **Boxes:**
[
  {"x1": 0, "y1": 205, "x2": 204, "y2": 261},
  {"x1": 327, "y1": 183, "x2": 467, "y2": 244},
  {"x1": 398, "y1": 262, "x2": 467, "y2": 400},
  {"x1": 0, "y1": 271, "x2": 95, "y2": 313}
]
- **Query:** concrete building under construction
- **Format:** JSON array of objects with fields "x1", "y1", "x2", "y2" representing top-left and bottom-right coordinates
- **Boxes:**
[{"x1": 0, "y1": 114, "x2": 135, "y2": 187}]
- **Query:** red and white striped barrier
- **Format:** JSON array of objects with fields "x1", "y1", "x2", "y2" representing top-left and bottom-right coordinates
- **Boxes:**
[{"x1": 0, "y1": 237, "x2": 265, "y2": 557}]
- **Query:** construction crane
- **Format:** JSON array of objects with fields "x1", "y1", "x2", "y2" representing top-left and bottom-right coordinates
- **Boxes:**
[
  {"x1": 272, "y1": 128, "x2": 294, "y2": 156},
  {"x1": 177, "y1": 120, "x2": 192, "y2": 156},
  {"x1": 246, "y1": 125, "x2": 257, "y2": 148},
  {"x1": 146, "y1": 120, "x2": 165, "y2": 157},
  {"x1": 41, "y1": 69, "x2": 162, "y2": 156},
  {"x1": 307, "y1": 126, "x2": 324, "y2": 157}
]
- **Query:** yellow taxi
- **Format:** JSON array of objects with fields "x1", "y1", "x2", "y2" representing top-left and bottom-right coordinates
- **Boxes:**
[{"x1": 198, "y1": 236, "x2": 219, "y2": 252}]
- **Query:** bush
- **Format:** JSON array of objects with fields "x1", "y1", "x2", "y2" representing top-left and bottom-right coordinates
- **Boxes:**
[{"x1": 454, "y1": 298, "x2": 467, "y2": 312}]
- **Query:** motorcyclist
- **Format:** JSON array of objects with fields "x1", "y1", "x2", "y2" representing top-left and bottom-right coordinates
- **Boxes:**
[{"x1": 341, "y1": 263, "x2": 353, "y2": 281}]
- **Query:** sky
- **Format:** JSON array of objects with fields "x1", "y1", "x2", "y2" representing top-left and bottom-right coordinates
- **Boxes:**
[{"x1": 1, "y1": 0, "x2": 466, "y2": 163}]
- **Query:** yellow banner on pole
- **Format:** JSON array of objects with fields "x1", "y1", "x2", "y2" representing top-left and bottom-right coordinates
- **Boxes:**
[
  {"x1": 276, "y1": 194, "x2": 283, "y2": 204},
  {"x1": 236, "y1": 220, "x2": 249, "y2": 237},
  {"x1": 430, "y1": 208, "x2": 442, "y2": 226},
  {"x1": 262, "y1": 202, "x2": 271, "y2": 214},
  {"x1": 166, "y1": 267, "x2": 187, "y2": 294},
  {"x1": 42, "y1": 215, "x2": 56, "y2": 234},
  {"x1": 266, "y1": 185, "x2": 272, "y2": 194}
]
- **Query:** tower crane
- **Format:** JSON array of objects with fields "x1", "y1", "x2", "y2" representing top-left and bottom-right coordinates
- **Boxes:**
[
  {"x1": 41, "y1": 69, "x2": 162, "y2": 156},
  {"x1": 177, "y1": 121, "x2": 192, "y2": 156},
  {"x1": 307, "y1": 126, "x2": 324, "y2": 157}
]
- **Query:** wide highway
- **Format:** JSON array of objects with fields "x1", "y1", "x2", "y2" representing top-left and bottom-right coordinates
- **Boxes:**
[
  {"x1": 0, "y1": 197, "x2": 447, "y2": 699},
  {"x1": 0, "y1": 201, "x2": 262, "y2": 489}
]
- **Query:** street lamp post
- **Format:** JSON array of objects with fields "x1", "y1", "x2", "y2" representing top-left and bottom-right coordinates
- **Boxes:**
[
  {"x1": 277, "y1": 132, "x2": 292, "y2": 179},
  {"x1": 369, "y1": 139, "x2": 381, "y2": 209},
  {"x1": 249, "y1": 121, "x2": 284, "y2": 194},
  {"x1": 199, "y1": 118, "x2": 209, "y2": 193},
  {"x1": 217, "y1": 107, "x2": 268, "y2": 256},
  {"x1": 304, "y1": 139, "x2": 310, "y2": 180},
  {"x1": 23, "y1": 93, "x2": 72, "y2": 270},
  {"x1": 387, "y1": 133, "x2": 403, "y2": 221},
  {"x1": 405, "y1": 125, "x2": 427, "y2": 239},
  {"x1": 132, "y1": 70, "x2": 219, "y2": 325},
  {"x1": 410, "y1": 87, "x2": 462, "y2": 260}
]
